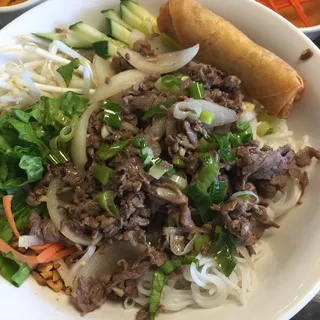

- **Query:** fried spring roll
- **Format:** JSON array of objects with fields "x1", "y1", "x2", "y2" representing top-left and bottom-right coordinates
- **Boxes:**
[{"x1": 157, "y1": 0, "x2": 304, "y2": 118}]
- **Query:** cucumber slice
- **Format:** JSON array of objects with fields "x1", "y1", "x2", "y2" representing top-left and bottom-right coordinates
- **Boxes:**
[
  {"x1": 120, "y1": 4, "x2": 143, "y2": 32},
  {"x1": 108, "y1": 19, "x2": 131, "y2": 44},
  {"x1": 32, "y1": 31, "x2": 93, "y2": 50},
  {"x1": 102, "y1": 9, "x2": 133, "y2": 31},
  {"x1": 121, "y1": 0, "x2": 158, "y2": 33},
  {"x1": 93, "y1": 40, "x2": 119, "y2": 58},
  {"x1": 69, "y1": 21, "x2": 127, "y2": 56}
]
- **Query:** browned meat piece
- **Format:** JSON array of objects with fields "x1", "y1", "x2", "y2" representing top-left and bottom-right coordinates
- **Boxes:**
[
  {"x1": 299, "y1": 48, "x2": 313, "y2": 61},
  {"x1": 179, "y1": 204, "x2": 197, "y2": 232},
  {"x1": 110, "y1": 55, "x2": 133, "y2": 74},
  {"x1": 295, "y1": 146, "x2": 320, "y2": 167},
  {"x1": 133, "y1": 38, "x2": 155, "y2": 57},
  {"x1": 29, "y1": 213, "x2": 64, "y2": 243},
  {"x1": 72, "y1": 276, "x2": 106, "y2": 314}
]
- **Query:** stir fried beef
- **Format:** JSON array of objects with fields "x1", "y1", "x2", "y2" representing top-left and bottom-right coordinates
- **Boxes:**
[
  {"x1": 182, "y1": 62, "x2": 243, "y2": 112},
  {"x1": 122, "y1": 74, "x2": 175, "y2": 113},
  {"x1": 25, "y1": 59, "x2": 320, "y2": 318},
  {"x1": 111, "y1": 56, "x2": 134, "y2": 74},
  {"x1": 133, "y1": 38, "x2": 156, "y2": 57}
]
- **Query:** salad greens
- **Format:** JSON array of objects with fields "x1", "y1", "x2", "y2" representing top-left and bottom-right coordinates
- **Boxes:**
[{"x1": 57, "y1": 58, "x2": 81, "y2": 87}]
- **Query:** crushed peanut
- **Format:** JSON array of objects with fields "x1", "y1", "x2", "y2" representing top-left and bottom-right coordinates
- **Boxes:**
[
  {"x1": 53, "y1": 262, "x2": 61, "y2": 270},
  {"x1": 65, "y1": 287, "x2": 72, "y2": 296},
  {"x1": 31, "y1": 272, "x2": 47, "y2": 286},
  {"x1": 47, "y1": 279, "x2": 64, "y2": 293},
  {"x1": 41, "y1": 271, "x2": 53, "y2": 280},
  {"x1": 37, "y1": 262, "x2": 53, "y2": 273},
  {"x1": 52, "y1": 270, "x2": 61, "y2": 282}
]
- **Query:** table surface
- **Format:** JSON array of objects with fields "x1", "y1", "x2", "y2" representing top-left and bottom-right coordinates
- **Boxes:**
[{"x1": 1, "y1": 10, "x2": 320, "y2": 320}]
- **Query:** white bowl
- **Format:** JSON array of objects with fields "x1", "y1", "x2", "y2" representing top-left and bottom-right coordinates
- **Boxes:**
[
  {"x1": 1, "y1": 0, "x2": 320, "y2": 320},
  {"x1": 0, "y1": 0, "x2": 45, "y2": 29}
]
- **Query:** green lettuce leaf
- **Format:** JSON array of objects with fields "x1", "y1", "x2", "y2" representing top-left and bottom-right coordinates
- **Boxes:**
[
  {"x1": 19, "y1": 155, "x2": 44, "y2": 183},
  {"x1": 57, "y1": 58, "x2": 80, "y2": 87},
  {"x1": 0, "y1": 252, "x2": 30, "y2": 287}
]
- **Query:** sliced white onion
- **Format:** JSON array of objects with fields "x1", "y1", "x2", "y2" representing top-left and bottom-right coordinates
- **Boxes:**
[
  {"x1": 231, "y1": 191, "x2": 259, "y2": 204},
  {"x1": 173, "y1": 101, "x2": 202, "y2": 121},
  {"x1": 239, "y1": 110, "x2": 256, "y2": 123},
  {"x1": 18, "y1": 235, "x2": 45, "y2": 249},
  {"x1": 170, "y1": 228, "x2": 197, "y2": 256},
  {"x1": 47, "y1": 179, "x2": 102, "y2": 246},
  {"x1": 128, "y1": 29, "x2": 146, "y2": 48},
  {"x1": 92, "y1": 55, "x2": 115, "y2": 87},
  {"x1": 72, "y1": 69, "x2": 146, "y2": 169},
  {"x1": 91, "y1": 69, "x2": 146, "y2": 103},
  {"x1": 118, "y1": 44, "x2": 199, "y2": 74},
  {"x1": 57, "y1": 245, "x2": 96, "y2": 288}
]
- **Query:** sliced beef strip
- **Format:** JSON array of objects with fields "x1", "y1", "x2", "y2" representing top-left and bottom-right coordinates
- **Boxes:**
[
  {"x1": 133, "y1": 38, "x2": 155, "y2": 57},
  {"x1": 121, "y1": 74, "x2": 175, "y2": 113},
  {"x1": 110, "y1": 55, "x2": 134, "y2": 74},
  {"x1": 181, "y1": 62, "x2": 243, "y2": 112},
  {"x1": 213, "y1": 199, "x2": 278, "y2": 245},
  {"x1": 72, "y1": 276, "x2": 106, "y2": 315},
  {"x1": 29, "y1": 212, "x2": 65, "y2": 243},
  {"x1": 295, "y1": 146, "x2": 320, "y2": 167}
]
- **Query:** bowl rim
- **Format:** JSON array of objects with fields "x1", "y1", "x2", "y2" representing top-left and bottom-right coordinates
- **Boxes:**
[
  {"x1": 0, "y1": 0, "x2": 43, "y2": 12},
  {"x1": 300, "y1": 25, "x2": 320, "y2": 32}
]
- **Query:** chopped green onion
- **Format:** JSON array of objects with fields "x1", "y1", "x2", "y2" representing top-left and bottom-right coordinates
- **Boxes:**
[
  {"x1": 155, "y1": 75, "x2": 188, "y2": 96},
  {"x1": 142, "y1": 98, "x2": 177, "y2": 120},
  {"x1": 168, "y1": 174, "x2": 188, "y2": 191},
  {"x1": 199, "y1": 110, "x2": 214, "y2": 125},
  {"x1": 172, "y1": 156, "x2": 186, "y2": 168},
  {"x1": 197, "y1": 154, "x2": 220, "y2": 191},
  {"x1": 209, "y1": 179, "x2": 227, "y2": 204},
  {"x1": 103, "y1": 101, "x2": 121, "y2": 129},
  {"x1": 209, "y1": 229, "x2": 238, "y2": 276},
  {"x1": 56, "y1": 58, "x2": 80, "y2": 87},
  {"x1": 235, "y1": 121, "x2": 252, "y2": 144},
  {"x1": 96, "y1": 140, "x2": 129, "y2": 161},
  {"x1": 227, "y1": 132, "x2": 242, "y2": 148},
  {"x1": 96, "y1": 190, "x2": 119, "y2": 217},
  {"x1": 257, "y1": 121, "x2": 275, "y2": 137},
  {"x1": 194, "y1": 235, "x2": 210, "y2": 253},
  {"x1": 188, "y1": 183, "x2": 212, "y2": 222},
  {"x1": 133, "y1": 137, "x2": 148, "y2": 149},
  {"x1": 188, "y1": 82, "x2": 205, "y2": 100},
  {"x1": 139, "y1": 147, "x2": 154, "y2": 166},
  {"x1": 197, "y1": 137, "x2": 217, "y2": 152},
  {"x1": 149, "y1": 257, "x2": 199, "y2": 320},
  {"x1": 149, "y1": 161, "x2": 173, "y2": 180},
  {"x1": 93, "y1": 165, "x2": 113, "y2": 185},
  {"x1": 59, "y1": 117, "x2": 78, "y2": 142},
  {"x1": 166, "y1": 213, "x2": 176, "y2": 227},
  {"x1": 217, "y1": 136, "x2": 235, "y2": 164}
]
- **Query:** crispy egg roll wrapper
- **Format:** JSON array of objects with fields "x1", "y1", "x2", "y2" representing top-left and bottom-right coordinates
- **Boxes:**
[{"x1": 157, "y1": 0, "x2": 304, "y2": 118}]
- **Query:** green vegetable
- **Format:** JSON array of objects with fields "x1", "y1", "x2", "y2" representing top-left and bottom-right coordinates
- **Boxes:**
[
  {"x1": 97, "y1": 140, "x2": 129, "y2": 160},
  {"x1": 103, "y1": 101, "x2": 121, "y2": 128},
  {"x1": 93, "y1": 41, "x2": 109, "y2": 59},
  {"x1": 188, "y1": 183, "x2": 212, "y2": 222},
  {"x1": 197, "y1": 154, "x2": 219, "y2": 191},
  {"x1": 142, "y1": 98, "x2": 177, "y2": 120},
  {"x1": 155, "y1": 75, "x2": 188, "y2": 96},
  {"x1": 149, "y1": 161, "x2": 173, "y2": 180},
  {"x1": 235, "y1": 121, "x2": 253, "y2": 144},
  {"x1": 217, "y1": 136, "x2": 235, "y2": 164},
  {"x1": 57, "y1": 58, "x2": 80, "y2": 87},
  {"x1": 197, "y1": 137, "x2": 217, "y2": 152},
  {"x1": 0, "y1": 252, "x2": 30, "y2": 287},
  {"x1": 139, "y1": 146, "x2": 154, "y2": 166},
  {"x1": 199, "y1": 110, "x2": 214, "y2": 125},
  {"x1": 227, "y1": 132, "x2": 242, "y2": 148},
  {"x1": 209, "y1": 179, "x2": 227, "y2": 204},
  {"x1": 194, "y1": 235, "x2": 210, "y2": 253},
  {"x1": 209, "y1": 228, "x2": 238, "y2": 276},
  {"x1": 149, "y1": 257, "x2": 199, "y2": 320},
  {"x1": 257, "y1": 121, "x2": 275, "y2": 137},
  {"x1": 188, "y1": 82, "x2": 205, "y2": 100},
  {"x1": 133, "y1": 137, "x2": 148, "y2": 149},
  {"x1": 172, "y1": 156, "x2": 186, "y2": 168},
  {"x1": 166, "y1": 213, "x2": 175, "y2": 227},
  {"x1": 19, "y1": 156, "x2": 44, "y2": 183},
  {"x1": 96, "y1": 190, "x2": 119, "y2": 216},
  {"x1": 93, "y1": 165, "x2": 113, "y2": 185}
]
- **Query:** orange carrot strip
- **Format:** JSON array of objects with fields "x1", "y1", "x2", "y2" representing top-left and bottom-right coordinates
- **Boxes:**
[
  {"x1": 2, "y1": 195, "x2": 20, "y2": 239},
  {"x1": 42, "y1": 247, "x2": 77, "y2": 263},
  {"x1": 0, "y1": 238, "x2": 38, "y2": 264},
  {"x1": 37, "y1": 243, "x2": 64, "y2": 263},
  {"x1": 30, "y1": 244, "x2": 52, "y2": 251}
]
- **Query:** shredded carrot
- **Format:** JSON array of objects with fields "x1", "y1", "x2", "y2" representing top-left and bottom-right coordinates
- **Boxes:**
[
  {"x1": 30, "y1": 244, "x2": 52, "y2": 252},
  {"x1": 0, "y1": 238, "x2": 38, "y2": 264},
  {"x1": 37, "y1": 243, "x2": 64, "y2": 263},
  {"x1": 42, "y1": 247, "x2": 78, "y2": 263},
  {"x1": 3, "y1": 195, "x2": 20, "y2": 239}
]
